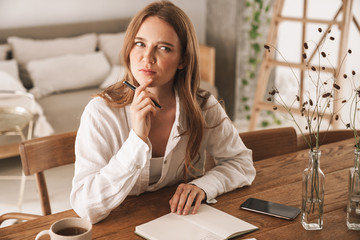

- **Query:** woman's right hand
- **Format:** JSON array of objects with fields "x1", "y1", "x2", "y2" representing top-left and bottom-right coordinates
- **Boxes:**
[{"x1": 130, "y1": 79, "x2": 159, "y2": 141}]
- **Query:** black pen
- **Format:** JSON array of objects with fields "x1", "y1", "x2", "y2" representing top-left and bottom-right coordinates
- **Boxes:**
[{"x1": 123, "y1": 80, "x2": 162, "y2": 109}]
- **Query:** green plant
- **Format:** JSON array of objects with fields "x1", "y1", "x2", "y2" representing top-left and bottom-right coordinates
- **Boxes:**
[{"x1": 242, "y1": 0, "x2": 279, "y2": 127}]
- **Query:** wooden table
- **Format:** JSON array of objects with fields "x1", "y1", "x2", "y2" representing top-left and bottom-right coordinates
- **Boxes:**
[{"x1": 1, "y1": 138, "x2": 359, "y2": 239}]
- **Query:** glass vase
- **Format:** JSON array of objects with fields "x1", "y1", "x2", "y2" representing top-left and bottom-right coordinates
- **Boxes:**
[
  {"x1": 347, "y1": 149, "x2": 360, "y2": 230},
  {"x1": 301, "y1": 150, "x2": 325, "y2": 230}
]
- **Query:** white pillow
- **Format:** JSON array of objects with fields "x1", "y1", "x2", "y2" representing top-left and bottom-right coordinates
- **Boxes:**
[
  {"x1": 8, "y1": 33, "x2": 97, "y2": 64},
  {"x1": 0, "y1": 59, "x2": 20, "y2": 81},
  {"x1": 8, "y1": 33, "x2": 98, "y2": 89},
  {"x1": 98, "y1": 32, "x2": 125, "y2": 65},
  {"x1": 27, "y1": 52, "x2": 110, "y2": 99},
  {"x1": 0, "y1": 70, "x2": 26, "y2": 92},
  {"x1": 100, "y1": 65, "x2": 126, "y2": 89},
  {"x1": 0, "y1": 44, "x2": 10, "y2": 60}
]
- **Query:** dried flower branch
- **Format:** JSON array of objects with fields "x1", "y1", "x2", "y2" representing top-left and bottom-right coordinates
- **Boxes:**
[
  {"x1": 338, "y1": 70, "x2": 360, "y2": 150},
  {"x1": 265, "y1": 27, "x2": 351, "y2": 152}
]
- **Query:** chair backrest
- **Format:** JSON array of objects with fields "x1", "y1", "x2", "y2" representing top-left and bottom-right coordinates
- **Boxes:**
[
  {"x1": 205, "y1": 127, "x2": 298, "y2": 171},
  {"x1": 19, "y1": 131, "x2": 77, "y2": 215},
  {"x1": 297, "y1": 129, "x2": 356, "y2": 151},
  {"x1": 239, "y1": 127, "x2": 297, "y2": 161}
]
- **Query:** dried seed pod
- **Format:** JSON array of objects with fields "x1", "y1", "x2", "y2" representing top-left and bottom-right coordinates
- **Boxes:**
[
  {"x1": 264, "y1": 44, "x2": 270, "y2": 50},
  {"x1": 296, "y1": 95, "x2": 300, "y2": 101},
  {"x1": 335, "y1": 115, "x2": 339, "y2": 120},
  {"x1": 273, "y1": 106, "x2": 278, "y2": 110},
  {"x1": 311, "y1": 66, "x2": 316, "y2": 71},
  {"x1": 267, "y1": 97, "x2": 272, "y2": 101},
  {"x1": 304, "y1": 42, "x2": 309, "y2": 49},
  {"x1": 269, "y1": 89, "x2": 276, "y2": 95},
  {"x1": 333, "y1": 83, "x2": 340, "y2": 90},
  {"x1": 303, "y1": 53, "x2": 307, "y2": 59},
  {"x1": 346, "y1": 123, "x2": 351, "y2": 128},
  {"x1": 321, "y1": 52, "x2": 326, "y2": 58},
  {"x1": 309, "y1": 99, "x2": 313, "y2": 106},
  {"x1": 348, "y1": 49, "x2": 352, "y2": 54},
  {"x1": 318, "y1": 28, "x2": 322, "y2": 32},
  {"x1": 352, "y1": 70, "x2": 356, "y2": 75},
  {"x1": 322, "y1": 92, "x2": 331, "y2": 98},
  {"x1": 330, "y1": 36, "x2": 335, "y2": 40},
  {"x1": 342, "y1": 100, "x2": 347, "y2": 103},
  {"x1": 343, "y1": 74, "x2": 348, "y2": 79}
]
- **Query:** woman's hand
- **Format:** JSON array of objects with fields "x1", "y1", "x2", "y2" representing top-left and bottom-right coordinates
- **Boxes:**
[
  {"x1": 169, "y1": 183, "x2": 206, "y2": 215},
  {"x1": 130, "y1": 79, "x2": 159, "y2": 141}
]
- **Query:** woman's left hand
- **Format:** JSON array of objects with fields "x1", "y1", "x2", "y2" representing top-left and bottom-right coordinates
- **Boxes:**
[{"x1": 169, "y1": 183, "x2": 206, "y2": 215}]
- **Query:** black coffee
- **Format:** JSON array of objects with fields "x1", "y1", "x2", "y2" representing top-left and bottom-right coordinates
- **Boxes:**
[{"x1": 55, "y1": 227, "x2": 88, "y2": 236}]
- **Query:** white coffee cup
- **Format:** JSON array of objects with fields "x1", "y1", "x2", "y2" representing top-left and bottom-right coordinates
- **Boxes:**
[{"x1": 35, "y1": 217, "x2": 92, "y2": 240}]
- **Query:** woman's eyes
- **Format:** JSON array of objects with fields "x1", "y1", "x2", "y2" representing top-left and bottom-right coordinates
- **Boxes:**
[
  {"x1": 159, "y1": 46, "x2": 171, "y2": 52},
  {"x1": 135, "y1": 42, "x2": 145, "y2": 47},
  {"x1": 134, "y1": 42, "x2": 171, "y2": 52}
]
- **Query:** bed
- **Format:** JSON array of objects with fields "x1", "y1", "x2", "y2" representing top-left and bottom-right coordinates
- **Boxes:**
[{"x1": 0, "y1": 18, "x2": 216, "y2": 158}]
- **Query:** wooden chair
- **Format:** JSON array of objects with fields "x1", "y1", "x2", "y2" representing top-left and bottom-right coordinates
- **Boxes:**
[
  {"x1": 0, "y1": 131, "x2": 77, "y2": 226},
  {"x1": 297, "y1": 129, "x2": 356, "y2": 151},
  {"x1": 205, "y1": 127, "x2": 298, "y2": 171},
  {"x1": 239, "y1": 127, "x2": 297, "y2": 162}
]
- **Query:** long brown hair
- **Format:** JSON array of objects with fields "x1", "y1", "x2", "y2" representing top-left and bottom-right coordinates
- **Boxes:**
[{"x1": 97, "y1": 0, "x2": 208, "y2": 178}]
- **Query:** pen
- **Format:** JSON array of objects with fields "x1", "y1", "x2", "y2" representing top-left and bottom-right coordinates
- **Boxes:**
[{"x1": 123, "y1": 80, "x2": 162, "y2": 109}]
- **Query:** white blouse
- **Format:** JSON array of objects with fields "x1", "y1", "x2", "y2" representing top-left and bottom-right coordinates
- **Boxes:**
[{"x1": 70, "y1": 92, "x2": 256, "y2": 224}]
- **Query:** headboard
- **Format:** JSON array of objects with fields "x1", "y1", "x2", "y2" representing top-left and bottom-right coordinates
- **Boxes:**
[
  {"x1": 0, "y1": 18, "x2": 131, "y2": 44},
  {"x1": 0, "y1": 18, "x2": 215, "y2": 86}
]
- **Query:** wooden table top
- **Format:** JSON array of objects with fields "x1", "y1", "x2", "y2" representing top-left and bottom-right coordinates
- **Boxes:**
[{"x1": 1, "y1": 138, "x2": 359, "y2": 239}]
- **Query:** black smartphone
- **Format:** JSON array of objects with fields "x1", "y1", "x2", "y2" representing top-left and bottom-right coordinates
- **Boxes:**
[{"x1": 240, "y1": 198, "x2": 301, "y2": 220}]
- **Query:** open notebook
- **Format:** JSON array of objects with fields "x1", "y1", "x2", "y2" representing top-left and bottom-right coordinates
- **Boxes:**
[{"x1": 135, "y1": 204, "x2": 258, "y2": 240}]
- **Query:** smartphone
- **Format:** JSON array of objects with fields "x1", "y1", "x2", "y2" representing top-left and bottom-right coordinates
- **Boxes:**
[{"x1": 240, "y1": 198, "x2": 301, "y2": 220}]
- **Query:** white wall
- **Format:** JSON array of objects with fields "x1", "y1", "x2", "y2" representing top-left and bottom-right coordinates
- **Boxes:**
[{"x1": 0, "y1": 0, "x2": 207, "y2": 43}]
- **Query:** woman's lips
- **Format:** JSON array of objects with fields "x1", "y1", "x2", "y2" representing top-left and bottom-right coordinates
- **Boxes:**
[{"x1": 140, "y1": 68, "x2": 156, "y2": 76}]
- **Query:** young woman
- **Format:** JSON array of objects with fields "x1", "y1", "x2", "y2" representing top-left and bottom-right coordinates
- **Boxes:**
[{"x1": 70, "y1": 0, "x2": 255, "y2": 224}]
